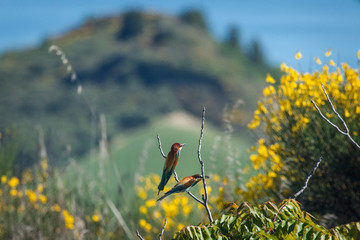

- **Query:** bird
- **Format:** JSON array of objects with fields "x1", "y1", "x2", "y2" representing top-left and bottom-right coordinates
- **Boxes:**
[
  {"x1": 157, "y1": 174, "x2": 209, "y2": 201},
  {"x1": 157, "y1": 142, "x2": 185, "y2": 195}
]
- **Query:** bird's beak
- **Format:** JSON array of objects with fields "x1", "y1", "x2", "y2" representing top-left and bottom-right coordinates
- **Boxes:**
[
  {"x1": 199, "y1": 175, "x2": 209, "y2": 179},
  {"x1": 180, "y1": 143, "x2": 185, "y2": 148}
]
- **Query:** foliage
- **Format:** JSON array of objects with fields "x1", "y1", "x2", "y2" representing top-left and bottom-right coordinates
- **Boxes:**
[
  {"x1": 179, "y1": 9, "x2": 208, "y2": 31},
  {"x1": 224, "y1": 26, "x2": 241, "y2": 51},
  {"x1": 0, "y1": 129, "x2": 18, "y2": 175},
  {"x1": 174, "y1": 199, "x2": 360, "y2": 239},
  {"x1": 243, "y1": 50, "x2": 360, "y2": 225},
  {"x1": 117, "y1": 11, "x2": 145, "y2": 40},
  {"x1": 0, "y1": 156, "x2": 132, "y2": 239},
  {"x1": 246, "y1": 39, "x2": 264, "y2": 64}
]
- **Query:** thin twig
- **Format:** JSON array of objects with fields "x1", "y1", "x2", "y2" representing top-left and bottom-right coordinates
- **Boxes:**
[
  {"x1": 156, "y1": 134, "x2": 203, "y2": 204},
  {"x1": 157, "y1": 134, "x2": 167, "y2": 158},
  {"x1": 311, "y1": 83, "x2": 360, "y2": 149},
  {"x1": 158, "y1": 218, "x2": 167, "y2": 240},
  {"x1": 105, "y1": 197, "x2": 133, "y2": 240},
  {"x1": 197, "y1": 107, "x2": 214, "y2": 222},
  {"x1": 292, "y1": 156, "x2": 322, "y2": 199},
  {"x1": 136, "y1": 230, "x2": 145, "y2": 240}
]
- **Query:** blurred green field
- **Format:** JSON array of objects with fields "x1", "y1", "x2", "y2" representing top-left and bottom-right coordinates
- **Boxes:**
[{"x1": 69, "y1": 111, "x2": 253, "y2": 200}]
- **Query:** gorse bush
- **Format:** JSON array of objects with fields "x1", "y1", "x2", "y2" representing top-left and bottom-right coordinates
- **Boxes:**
[
  {"x1": 0, "y1": 158, "x2": 77, "y2": 239},
  {"x1": 0, "y1": 157, "x2": 125, "y2": 239},
  {"x1": 242, "y1": 50, "x2": 360, "y2": 225}
]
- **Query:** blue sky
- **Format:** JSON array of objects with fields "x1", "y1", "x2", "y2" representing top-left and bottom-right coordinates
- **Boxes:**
[{"x1": 1, "y1": 0, "x2": 360, "y2": 69}]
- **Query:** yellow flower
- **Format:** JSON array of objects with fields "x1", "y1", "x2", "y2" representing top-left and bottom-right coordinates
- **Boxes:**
[
  {"x1": 26, "y1": 190, "x2": 37, "y2": 203},
  {"x1": 180, "y1": 196, "x2": 188, "y2": 206},
  {"x1": 329, "y1": 60, "x2": 336, "y2": 66},
  {"x1": 266, "y1": 74, "x2": 276, "y2": 84},
  {"x1": 325, "y1": 48, "x2": 332, "y2": 57},
  {"x1": 92, "y1": 214, "x2": 100, "y2": 222},
  {"x1": 8, "y1": 177, "x2": 19, "y2": 188},
  {"x1": 263, "y1": 87, "x2": 271, "y2": 97},
  {"x1": 51, "y1": 204, "x2": 61, "y2": 212},
  {"x1": 145, "y1": 199, "x2": 156, "y2": 208},
  {"x1": 10, "y1": 189, "x2": 17, "y2": 197},
  {"x1": 62, "y1": 210, "x2": 75, "y2": 230},
  {"x1": 145, "y1": 222, "x2": 152, "y2": 232},
  {"x1": 213, "y1": 174, "x2": 220, "y2": 182},
  {"x1": 200, "y1": 186, "x2": 212, "y2": 195},
  {"x1": 139, "y1": 219, "x2": 147, "y2": 228},
  {"x1": 315, "y1": 57, "x2": 322, "y2": 65},
  {"x1": 268, "y1": 171, "x2": 277, "y2": 178},
  {"x1": 37, "y1": 184, "x2": 44, "y2": 193},
  {"x1": 183, "y1": 205, "x2": 192, "y2": 216},
  {"x1": 39, "y1": 194, "x2": 47, "y2": 204},
  {"x1": 177, "y1": 224, "x2": 185, "y2": 231},
  {"x1": 139, "y1": 205, "x2": 148, "y2": 215},
  {"x1": 295, "y1": 51, "x2": 303, "y2": 60},
  {"x1": 1, "y1": 175, "x2": 6, "y2": 184},
  {"x1": 280, "y1": 62, "x2": 288, "y2": 72},
  {"x1": 258, "y1": 145, "x2": 269, "y2": 158},
  {"x1": 358, "y1": 50, "x2": 360, "y2": 59},
  {"x1": 137, "y1": 188, "x2": 147, "y2": 200},
  {"x1": 344, "y1": 109, "x2": 350, "y2": 118},
  {"x1": 355, "y1": 106, "x2": 360, "y2": 114}
]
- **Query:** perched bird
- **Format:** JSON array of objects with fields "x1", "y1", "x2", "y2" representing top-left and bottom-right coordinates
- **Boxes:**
[
  {"x1": 158, "y1": 143, "x2": 185, "y2": 195},
  {"x1": 157, "y1": 174, "x2": 209, "y2": 201}
]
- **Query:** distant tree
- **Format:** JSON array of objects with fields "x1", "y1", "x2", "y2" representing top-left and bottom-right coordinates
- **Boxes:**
[
  {"x1": 179, "y1": 9, "x2": 208, "y2": 31},
  {"x1": 117, "y1": 11, "x2": 145, "y2": 40},
  {"x1": 225, "y1": 26, "x2": 241, "y2": 51},
  {"x1": 246, "y1": 39, "x2": 264, "y2": 64}
]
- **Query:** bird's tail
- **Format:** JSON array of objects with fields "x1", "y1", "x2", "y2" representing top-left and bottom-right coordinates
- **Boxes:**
[
  {"x1": 157, "y1": 169, "x2": 171, "y2": 195},
  {"x1": 157, "y1": 179, "x2": 165, "y2": 195},
  {"x1": 156, "y1": 193, "x2": 168, "y2": 202}
]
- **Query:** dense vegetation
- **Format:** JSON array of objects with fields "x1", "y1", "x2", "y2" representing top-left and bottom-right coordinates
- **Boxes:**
[{"x1": 242, "y1": 53, "x2": 360, "y2": 226}]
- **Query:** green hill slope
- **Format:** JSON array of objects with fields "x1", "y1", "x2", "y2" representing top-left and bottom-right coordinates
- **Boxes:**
[
  {"x1": 66, "y1": 111, "x2": 252, "y2": 201},
  {"x1": 0, "y1": 10, "x2": 276, "y2": 168}
]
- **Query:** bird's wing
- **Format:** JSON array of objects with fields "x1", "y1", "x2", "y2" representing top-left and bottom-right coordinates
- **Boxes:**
[
  {"x1": 157, "y1": 153, "x2": 176, "y2": 193},
  {"x1": 170, "y1": 178, "x2": 196, "y2": 193}
]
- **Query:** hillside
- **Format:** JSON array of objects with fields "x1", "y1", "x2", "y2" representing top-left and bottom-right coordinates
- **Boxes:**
[
  {"x1": 64, "y1": 111, "x2": 253, "y2": 202},
  {"x1": 0, "y1": 10, "x2": 277, "y2": 168}
]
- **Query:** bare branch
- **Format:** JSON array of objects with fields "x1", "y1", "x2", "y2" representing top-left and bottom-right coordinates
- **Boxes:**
[
  {"x1": 136, "y1": 230, "x2": 145, "y2": 240},
  {"x1": 156, "y1": 134, "x2": 167, "y2": 158},
  {"x1": 197, "y1": 107, "x2": 214, "y2": 222},
  {"x1": 158, "y1": 218, "x2": 167, "y2": 240},
  {"x1": 311, "y1": 83, "x2": 360, "y2": 149},
  {"x1": 137, "y1": 218, "x2": 167, "y2": 240},
  {"x1": 156, "y1": 135, "x2": 203, "y2": 204},
  {"x1": 292, "y1": 156, "x2": 322, "y2": 199}
]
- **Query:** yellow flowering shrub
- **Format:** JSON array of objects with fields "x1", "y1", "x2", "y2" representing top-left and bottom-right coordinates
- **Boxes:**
[
  {"x1": 243, "y1": 50, "x2": 360, "y2": 225},
  {"x1": 0, "y1": 158, "x2": 85, "y2": 239}
]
